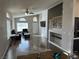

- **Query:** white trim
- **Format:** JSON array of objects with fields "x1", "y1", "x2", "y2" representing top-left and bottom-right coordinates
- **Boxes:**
[
  {"x1": 49, "y1": 28, "x2": 62, "y2": 35},
  {"x1": 74, "y1": 38, "x2": 79, "y2": 39}
]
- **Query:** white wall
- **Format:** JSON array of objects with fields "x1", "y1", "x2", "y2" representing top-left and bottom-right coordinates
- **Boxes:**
[
  {"x1": 39, "y1": 10, "x2": 48, "y2": 38},
  {"x1": 0, "y1": 9, "x2": 10, "y2": 59},
  {"x1": 61, "y1": 0, "x2": 74, "y2": 53}
]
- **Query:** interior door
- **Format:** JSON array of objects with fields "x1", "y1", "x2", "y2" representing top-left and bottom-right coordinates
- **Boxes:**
[{"x1": 33, "y1": 22, "x2": 38, "y2": 34}]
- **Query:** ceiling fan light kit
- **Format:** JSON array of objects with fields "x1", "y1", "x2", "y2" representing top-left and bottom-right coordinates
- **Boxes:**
[{"x1": 25, "y1": 8, "x2": 34, "y2": 15}]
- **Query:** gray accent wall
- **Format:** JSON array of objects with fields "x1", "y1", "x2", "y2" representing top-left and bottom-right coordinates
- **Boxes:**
[{"x1": 48, "y1": 3, "x2": 62, "y2": 19}]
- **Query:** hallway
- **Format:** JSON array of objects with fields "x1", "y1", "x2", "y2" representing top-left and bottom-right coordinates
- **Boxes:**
[{"x1": 4, "y1": 35, "x2": 48, "y2": 59}]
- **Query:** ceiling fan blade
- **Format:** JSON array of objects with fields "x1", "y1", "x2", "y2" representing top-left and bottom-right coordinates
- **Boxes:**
[{"x1": 29, "y1": 12, "x2": 34, "y2": 14}]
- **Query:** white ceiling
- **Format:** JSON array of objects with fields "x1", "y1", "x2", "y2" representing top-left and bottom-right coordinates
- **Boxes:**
[{"x1": 1, "y1": 0, "x2": 60, "y2": 17}]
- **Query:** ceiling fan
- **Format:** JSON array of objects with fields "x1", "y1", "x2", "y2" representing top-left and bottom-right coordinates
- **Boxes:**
[{"x1": 25, "y1": 8, "x2": 34, "y2": 15}]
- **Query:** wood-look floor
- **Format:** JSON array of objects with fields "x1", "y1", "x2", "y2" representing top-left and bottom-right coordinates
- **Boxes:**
[
  {"x1": 4, "y1": 35, "x2": 48, "y2": 59},
  {"x1": 4, "y1": 35, "x2": 79, "y2": 59}
]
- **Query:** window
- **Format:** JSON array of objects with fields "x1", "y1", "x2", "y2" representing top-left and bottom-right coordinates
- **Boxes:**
[
  {"x1": 6, "y1": 12, "x2": 10, "y2": 18},
  {"x1": 33, "y1": 16, "x2": 37, "y2": 22},
  {"x1": 17, "y1": 22, "x2": 28, "y2": 32},
  {"x1": 19, "y1": 18, "x2": 26, "y2": 21}
]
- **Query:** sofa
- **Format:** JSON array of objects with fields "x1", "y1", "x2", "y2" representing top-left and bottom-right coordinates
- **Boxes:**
[{"x1": 22, "y1": 29, "x2": 30, "y2": 39}]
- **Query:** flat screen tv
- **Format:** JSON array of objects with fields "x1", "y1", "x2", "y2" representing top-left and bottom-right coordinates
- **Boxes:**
[
  {"x1": 40, "y1": 21, "x2": 46, "y2": 27},
  {"x1": 74, "y1": 17, "x2": 79, "y2": 38},
  {"x1": 73, "y1": 39, "x2": 79, "y2": 53}
]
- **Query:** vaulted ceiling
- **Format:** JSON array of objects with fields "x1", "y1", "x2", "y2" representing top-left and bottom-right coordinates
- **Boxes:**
[{"x1": 0, "y1": 0, "x2": 60, "y2": 17}]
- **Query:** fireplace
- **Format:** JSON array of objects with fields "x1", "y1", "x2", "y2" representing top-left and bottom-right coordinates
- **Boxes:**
[{"x1": 49, "y1": 32, "x2": 62, "y2": 46}]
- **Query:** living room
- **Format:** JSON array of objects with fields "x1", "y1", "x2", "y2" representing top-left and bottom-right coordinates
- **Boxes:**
[{"x1": 0, "y1": 0, "x2": 79, "y2": 59}]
